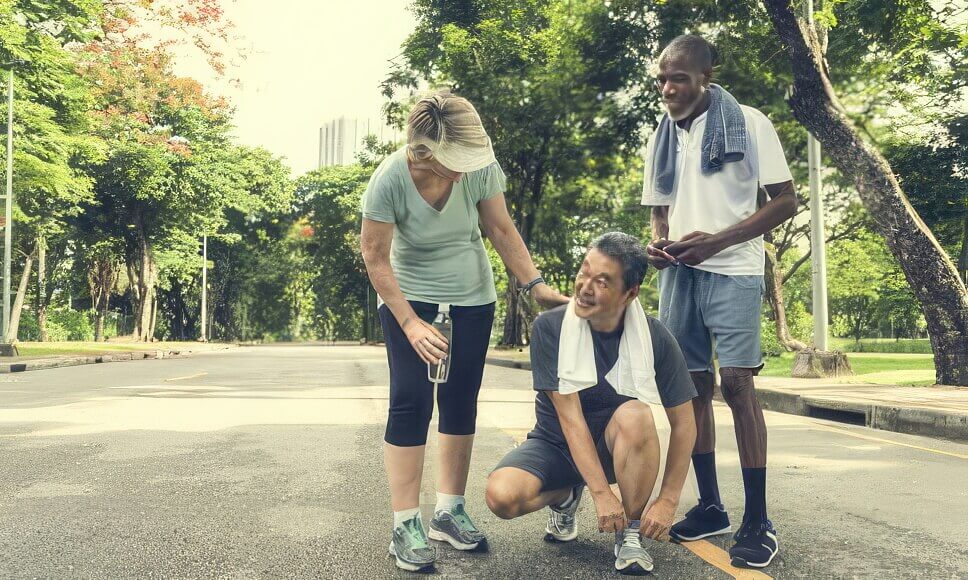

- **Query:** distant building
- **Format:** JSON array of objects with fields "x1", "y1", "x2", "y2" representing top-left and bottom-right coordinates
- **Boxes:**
[{"x1": 318, "y1": 117, "x2": 400, "y2": 168}]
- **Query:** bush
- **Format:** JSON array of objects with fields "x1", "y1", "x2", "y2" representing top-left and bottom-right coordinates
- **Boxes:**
[
  {"x1": 16, "y1": 310, "x2": 41, "y2": 341},
  {"x1": 786, "y1": 301, "x2": 814, "y2": 344},
  {"x1": 17, "y1": 308, "x2": 94, "y2": 342},
  {"x1": 760, "y1": 317, "x2": 785, "y2": 358},
  {"x1": 48, "y1": 308, "x2": 95, "y2": 341}
]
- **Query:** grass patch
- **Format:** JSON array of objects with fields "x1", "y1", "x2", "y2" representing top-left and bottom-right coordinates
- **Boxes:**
[
  {"x1": 15, "y1": 341, "x2": 216, "y2": 358},
  {"x1": 829, "y1": 337, "x2": 932, "y2": 354},
  {"x1": 761, "y1": 351, "x2": 935, "y2": 385}
]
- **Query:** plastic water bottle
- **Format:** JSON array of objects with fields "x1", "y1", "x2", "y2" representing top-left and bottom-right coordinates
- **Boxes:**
[{"x1": 428, "y1": 304, "x2": 452, "y2": 384}]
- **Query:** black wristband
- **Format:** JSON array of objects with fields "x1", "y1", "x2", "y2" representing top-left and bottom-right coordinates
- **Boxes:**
[{"x1": 519, "y1": 276, "x2": 546, "y2": 296}]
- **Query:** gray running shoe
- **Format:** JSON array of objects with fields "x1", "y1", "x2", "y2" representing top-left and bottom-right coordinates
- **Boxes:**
[
  {"x1": 388, "y1": 516, "x2": 437, "y2": 572},
  {"x1": 544, "y1": 484, "x2": 583, "y2": 542},
  {"x1": 428, "y1": 504, "x2": 485, "y2": 550},
  {"x1": 614, "y1": 527, "x2": 654, "y2": 575}
]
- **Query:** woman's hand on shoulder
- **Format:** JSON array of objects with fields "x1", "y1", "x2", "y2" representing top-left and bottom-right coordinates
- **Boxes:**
[{"x1": 531, "y1": 283, "x2": 570, "y2": 310}]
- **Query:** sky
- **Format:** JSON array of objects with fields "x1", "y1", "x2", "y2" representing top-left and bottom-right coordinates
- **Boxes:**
[{"x1": 171, "y1": 1, "x2": 417, "y2": 176}]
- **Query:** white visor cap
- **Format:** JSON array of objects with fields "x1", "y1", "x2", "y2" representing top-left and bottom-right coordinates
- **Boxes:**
[{"x1": 409, "y1": 97, "x2": 497, "y2": 173}]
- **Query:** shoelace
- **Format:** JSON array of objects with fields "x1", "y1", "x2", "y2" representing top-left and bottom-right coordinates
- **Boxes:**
[
  {"x1": 621, "y1": 529, "x2": 644, "y2": 550},
  {"x1": 450, "y1": 506, "x2": 480, "y2": 533},
  {"x1": 735, "y1": 519, "x2": 773, "y2": 541},
  {"x1": 404, "y1": 519, "x2": 431, "y2": 549},
  {"x1": 550, "y1": 510, "x2": 574, "y2": 532}
]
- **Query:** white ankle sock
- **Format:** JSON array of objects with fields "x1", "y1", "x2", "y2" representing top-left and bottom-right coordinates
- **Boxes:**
[
  {"x1": 555, "y1": 488, "x2": 577, "y2": 509},
  {"x1": 393, "y1": 507, "x2": 421, "y2": 528},
  {"x1": 435, "y1": 492, "x2": 464, "y2": 513}
]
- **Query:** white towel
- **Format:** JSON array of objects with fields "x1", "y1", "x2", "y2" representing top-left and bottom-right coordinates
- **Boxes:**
[{"x1": 556, "y1": 298, "x2": 661, "y2": 405}]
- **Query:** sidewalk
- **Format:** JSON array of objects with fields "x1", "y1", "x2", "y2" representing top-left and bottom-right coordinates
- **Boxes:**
[
  {"x1": 486, "y1": 347, "x2": 968, "y2": 442},
  {"x1": 0, "y1": 342, "x2": 237, "y2": 374}
]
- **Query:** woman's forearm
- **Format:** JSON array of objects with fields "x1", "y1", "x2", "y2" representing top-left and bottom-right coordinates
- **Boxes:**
[
  {"x1": 489, "y1": 223, "x2": 541, "y2": 284},
  {"x1": 361, "y1": 250, "x2": 418, "y2": 331}
]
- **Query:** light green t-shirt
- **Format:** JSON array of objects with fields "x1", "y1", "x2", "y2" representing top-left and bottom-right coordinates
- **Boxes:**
[{"x1": 361, "y1": 148, "x2": 507, "y2": 306}]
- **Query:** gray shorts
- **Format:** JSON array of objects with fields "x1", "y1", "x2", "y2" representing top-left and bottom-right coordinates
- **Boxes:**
[
  {"x1": 658, "y1": 266, "x2": 764, "y2": 373},
  {"x1": 493, "y1": 436, "x2": 616, "y2": 492}
]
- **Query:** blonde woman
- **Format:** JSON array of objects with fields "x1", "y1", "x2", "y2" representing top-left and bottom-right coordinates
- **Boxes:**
[{"x1": 360, "y1": 92, "x2": 567, "y2": 571}]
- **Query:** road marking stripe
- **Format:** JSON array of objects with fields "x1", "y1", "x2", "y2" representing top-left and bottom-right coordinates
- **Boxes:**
[
  {"x1": 680, "y1": 539, "x2": 772, "y2": 579},
  {"x1": 164, "y1": 372, "x2": 208, "y2": 382},
  {"x1": 813, "y1": 422, "x2": 968, "y2": 460}
]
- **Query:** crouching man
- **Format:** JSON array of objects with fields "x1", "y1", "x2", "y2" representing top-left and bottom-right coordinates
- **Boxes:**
[{"x1": 485, "y1": 232, "x2": 697, "y2": 575}]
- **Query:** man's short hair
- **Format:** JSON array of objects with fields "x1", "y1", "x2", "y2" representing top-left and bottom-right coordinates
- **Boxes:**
[
  {"x1": 589, "y1": 232, "x2": 650, "y2": 292},
  {"x1": 659, "y1": 34, "x2": 719, "y2": 72}
]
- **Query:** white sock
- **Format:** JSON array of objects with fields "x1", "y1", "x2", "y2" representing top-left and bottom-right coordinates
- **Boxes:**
[
  {"x1": 393, "y1": 507, "x2": 421, "y2": 528},
  {"x1": 435, "y1": 492, "x2": 465, "y2": 513},
  {"x1": 555, "y1": 488, "x2": 578, "y2": 509}
]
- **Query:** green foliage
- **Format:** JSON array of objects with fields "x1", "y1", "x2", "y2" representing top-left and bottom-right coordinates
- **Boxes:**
[
  {"x1": 785, "y1": 301, "x2": 813, "y2": 343},
  {"x1": 827, "y1": 230, "x2": 925, "y2": 341},
  {"x1": 760, "y1": 317, "x2": 783, "y2": 358},
  {"x1": 297, "y1": 164, "x2": 373, "y2": 341},
  {"x1": 18, "y1": 308, "x2": 93, "y2": 341}
]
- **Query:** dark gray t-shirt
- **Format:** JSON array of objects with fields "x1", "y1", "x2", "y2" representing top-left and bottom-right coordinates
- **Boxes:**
[{"x1": 528, "y1": 305, "x2": 697, "y2": 447}]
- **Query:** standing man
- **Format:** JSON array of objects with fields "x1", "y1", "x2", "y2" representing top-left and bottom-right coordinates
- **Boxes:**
[{"x1": 640, "y1": 35, "x2": 798, "y2": 569}]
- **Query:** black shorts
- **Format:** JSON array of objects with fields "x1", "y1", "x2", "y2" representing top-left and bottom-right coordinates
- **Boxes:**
[{"x1": 493, "y1": 436, "x2": 616, "y2": 492}]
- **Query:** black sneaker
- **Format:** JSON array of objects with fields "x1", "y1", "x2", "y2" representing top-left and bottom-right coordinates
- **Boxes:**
[
  {"x1": 729, "y1": 519, "x2": 778, "y2": 568},
  {"x1": 669, "y1": 502, "x2": 731, "y2": 542}
]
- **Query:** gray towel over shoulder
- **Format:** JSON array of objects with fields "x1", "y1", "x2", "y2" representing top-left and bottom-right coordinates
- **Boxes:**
[{"x1": 652, "y1": 84, "x2": 748, "y2": 196}]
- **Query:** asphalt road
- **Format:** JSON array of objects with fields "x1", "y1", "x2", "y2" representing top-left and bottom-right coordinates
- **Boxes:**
[{"x1": 0, "y1": 345, "x2": 965, "y2": 579}]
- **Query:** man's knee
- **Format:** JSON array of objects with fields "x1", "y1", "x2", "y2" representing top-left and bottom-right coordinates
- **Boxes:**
[
  {"x1": 690, "y1": 370, "x2": 716, "y2": 394},
  {"x1": 610, "y1": 402, "x2": 658, "y2": 448},
  {"x1": 485, "y1": 469, "x2": 534, "y2": 519},
  {"x1": 719, "y1": 367, "x2": 755, "y2": 408}
]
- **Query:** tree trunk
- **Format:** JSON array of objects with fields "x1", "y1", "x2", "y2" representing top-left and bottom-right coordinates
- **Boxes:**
[
  {"x1": 95, "y1": 310, "x2": 105, "y2": 342},
  {"x1": 959, "y1": 214, "x2": 967, "y2": 284},
  {"x1": 7, "y1": 246, "x2": 37, "y2": 342},
  {"x1": 763, "y1": 0, "x2": 968, "y2": 386},
  {"x1": 148, "y1": 293, "x2": 158, "y2": 341},
  {"x1": 127, "y1": 231, "x2": 158, "y2": 342},
  {"x1": 500, "y1": 277, "x2": 524, "y2": 346},
  {"x1": 36, "y1": 236, "x2": 48, "y2": 342},
  {"x1": 765, "y1": 242, "x2": 808, "y2": 351},
  {"x1": 89, "y1": 256, "x2": 118, "y2": 343}
]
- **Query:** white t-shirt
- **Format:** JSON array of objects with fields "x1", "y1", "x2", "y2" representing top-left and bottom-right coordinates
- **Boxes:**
[{"x1": 640, "y1": 105, "x2": 793, "y2": 276}]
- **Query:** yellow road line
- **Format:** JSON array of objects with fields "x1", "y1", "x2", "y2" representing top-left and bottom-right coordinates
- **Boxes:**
[
  {"x1": 680, "y1": 540, "x2": 772, "y2": 579},
  {"x1": 164, "y1": 372, "x2": 208, "y2": 382},
  {"x1": 813, "y1": 422, "x2": 968, "y2": 460}
]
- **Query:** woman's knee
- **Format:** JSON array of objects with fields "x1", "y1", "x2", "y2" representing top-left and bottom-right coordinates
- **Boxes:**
[{"x1": 385, "y1": 400, "x2": 434, "y2": 446}]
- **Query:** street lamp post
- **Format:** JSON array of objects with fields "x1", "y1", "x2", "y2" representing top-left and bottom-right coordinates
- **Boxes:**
[
  {"x1": 805, "y1": 0, "x2": 829, "y2": 352},
  {"x1": 201, "y1": 234, "x2": 208, "y2": 342},
  {"x1": 1, "y1": 63, "x2": 19, "y2": 352}
]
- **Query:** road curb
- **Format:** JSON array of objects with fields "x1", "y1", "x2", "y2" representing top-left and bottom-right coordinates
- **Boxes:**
[
  {"x1": 485, "y1": 356, "x2": 968, "y2": 443},
  {"x1": 0, "y1": 346, "x2": 236, "y2": 374},
  {"x1": 485, "y1": 355, "x2": 531, "y2": 371}
]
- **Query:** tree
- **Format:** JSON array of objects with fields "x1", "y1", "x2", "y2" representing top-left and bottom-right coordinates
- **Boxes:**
[
  {"x1": 884, "y1": 115, "x2": 967, "y2": 284},
  {"x1": 762, "y1": 0, "x2": 968, "y2": 385},
  {"x1": 297, "y1": 164, "x2": 373, "y2": 341},
  {"x1": 1, "y1": 0, "x2": 105, "y2": 340},
  {"x1": 384, "y1": 0, "x2": 659, "y2": 345}
]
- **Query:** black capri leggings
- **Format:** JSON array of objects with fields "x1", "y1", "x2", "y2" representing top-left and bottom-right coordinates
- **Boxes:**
[{"x1": 379, "y1": 301, "x2": 496, "y2": 447}]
